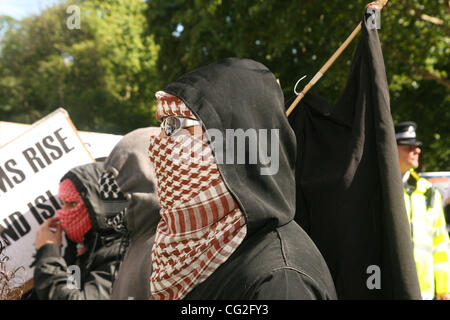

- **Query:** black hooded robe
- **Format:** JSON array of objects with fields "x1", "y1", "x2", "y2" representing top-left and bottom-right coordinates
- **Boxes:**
[{"x1": 162, "y1": 57, "x2": 337, "y2": 299}]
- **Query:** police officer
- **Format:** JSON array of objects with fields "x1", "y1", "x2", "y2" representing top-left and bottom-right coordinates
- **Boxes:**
[{"x1": 396, "y1": 121, "x2": 450, "y2": 300}]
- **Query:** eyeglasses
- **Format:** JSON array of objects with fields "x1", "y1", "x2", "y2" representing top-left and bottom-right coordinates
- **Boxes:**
[{"x1": 160, "y1": 116, "x2": 201, "y2": 137}]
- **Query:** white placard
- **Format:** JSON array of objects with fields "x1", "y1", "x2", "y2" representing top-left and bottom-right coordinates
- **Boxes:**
[
  {"x1": 0, "y1": 121, "x2": 123, "y2": 160},
  {"x1": 77, "y1": 131, "x2": 122, "y2": 160},
  {"x1": 0, "y1": 108, "x2": 94, "y2": 286}
]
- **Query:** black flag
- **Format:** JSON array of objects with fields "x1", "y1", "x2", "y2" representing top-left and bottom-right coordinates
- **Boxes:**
[{"x1": 288, "y1": 11, "x2": 421, "y2": 299}]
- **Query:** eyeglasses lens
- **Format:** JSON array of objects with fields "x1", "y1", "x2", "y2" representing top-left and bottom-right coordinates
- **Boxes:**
[{"x1": 162, "y1": 117, "x2": 181, "y2": 136}]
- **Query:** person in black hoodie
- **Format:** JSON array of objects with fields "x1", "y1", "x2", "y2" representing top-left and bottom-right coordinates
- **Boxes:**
[
  {"x1": 147, "y1": 57, "x2": 337, "y2": 300},
  {"x1": 97, "y1": 127, "x2": 161, "y2": 300},
  {"x1": 33, "y1": 162, "x2": 123, "y2": 299}
]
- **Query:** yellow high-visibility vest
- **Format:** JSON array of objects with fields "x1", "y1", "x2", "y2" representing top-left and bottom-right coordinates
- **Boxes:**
[{"x1": 404, "y1": 170, "x2": 450, "y2": 299}]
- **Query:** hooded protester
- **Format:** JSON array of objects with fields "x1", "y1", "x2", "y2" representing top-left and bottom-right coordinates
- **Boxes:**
[
  {"x1": 147, "y1": 57, "x2": 337, "y2": 300},
  {"x1": 33, "y1": 162, "x2": 123, "y2": 300},
  {"x1": 98, "y1": 127, "x2": 161, "y2": 300}
]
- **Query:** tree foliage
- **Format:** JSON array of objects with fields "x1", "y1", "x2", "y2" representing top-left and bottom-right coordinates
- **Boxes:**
[
  {"x1": 145, "y1": 0, "x2": 449, "y2": 171},
  {"x1": 0, "y1": 1, "x2": 448, "y2": 170},
  {"x1": 0, "y1": 0, "x2": 160, "y2": 134}
]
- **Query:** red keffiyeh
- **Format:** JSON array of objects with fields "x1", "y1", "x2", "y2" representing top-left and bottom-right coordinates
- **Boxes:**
[
  {"x1": 57, "y1": 179, "x2": 92, "y2": 244},
  {"x1": 148, "y1": 91, "x2": 247, "y2": 300}
]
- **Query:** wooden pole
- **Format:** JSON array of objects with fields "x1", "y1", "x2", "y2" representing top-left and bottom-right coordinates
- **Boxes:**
[
  {"x1": 286, "y1": 0, "x2": 388, "y2": 117},
  {"x1": 286, "y1": 22, "x2": 362, "y2": 117}
]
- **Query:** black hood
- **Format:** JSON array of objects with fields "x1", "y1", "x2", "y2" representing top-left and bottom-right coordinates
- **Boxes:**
[{"x1": 164, "y1": 57, "x2": 296, "y2": 236}]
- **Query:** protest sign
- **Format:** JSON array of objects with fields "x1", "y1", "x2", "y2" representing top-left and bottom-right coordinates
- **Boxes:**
[
  {"x1": 0, "y1": 121, "x2": 123, "y2": 160},
  {"x1": 0, "y1": 108, "x2": 94, "y2": 289}
]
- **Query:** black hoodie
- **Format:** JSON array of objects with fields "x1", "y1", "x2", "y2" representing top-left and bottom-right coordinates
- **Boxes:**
[
  {"x1": 163, "y1": 57, "x2": 337, "y2": 299},
  {"x1": 33, "y1": 162, "x2": 122, "y2": 300}
]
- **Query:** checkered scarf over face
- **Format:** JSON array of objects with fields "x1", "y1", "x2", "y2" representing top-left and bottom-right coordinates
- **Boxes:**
[
  {"x1": 99, "y1": 171, "x2": 128, "y2": 234},
  {"x1": 57, "y1": 179, "x2": 92, "y2": 243},
  {"x1": 148, "y1": 91, "x2": 247, "y2": 300}
]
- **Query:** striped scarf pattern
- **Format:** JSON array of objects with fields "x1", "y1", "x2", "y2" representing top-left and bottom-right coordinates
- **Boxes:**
[{"x1": 148, "y1": 91, "x2": 247, "y2": 300}]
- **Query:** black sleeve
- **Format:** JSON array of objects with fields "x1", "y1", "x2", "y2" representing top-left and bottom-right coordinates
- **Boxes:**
[
  {"x1": 33, "y1": 243, "x2": 116, "y2": 300},
  {"x1": 251, "y1": 268, "x2": 335, "y2": 300},
  {"x1": 444, "y1": 204, "x2": 450, "y2": 224}
]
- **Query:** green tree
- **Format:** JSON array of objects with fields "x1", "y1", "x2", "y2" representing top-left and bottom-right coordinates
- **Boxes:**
[
  {"x1": 0, "y1": 0, "x2": 160, "y2": 134},
  {"x1": 145, "y1": 0, "x2": 449, "y2": 171}
]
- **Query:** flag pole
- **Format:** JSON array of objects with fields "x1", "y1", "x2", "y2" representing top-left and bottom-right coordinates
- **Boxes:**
[{"x1": 286, "y1": 0, "x2": 388, "y2": 117}]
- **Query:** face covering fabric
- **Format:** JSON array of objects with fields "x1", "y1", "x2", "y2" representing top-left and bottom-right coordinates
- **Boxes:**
[
  {"x1": 99, "y1": 171, "x2": 128, "y2": 234},
  {"x1": 148, "y1": 91, "x2": 247, "y2": 300},
  {"x1": 57, "y1": 178, "x2": 92, "y2": 244}
]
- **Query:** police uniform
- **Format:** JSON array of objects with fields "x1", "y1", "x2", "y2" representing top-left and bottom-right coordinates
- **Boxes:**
[{"x1": 396, "y1": 122, "x2": 450, "y2": 299}]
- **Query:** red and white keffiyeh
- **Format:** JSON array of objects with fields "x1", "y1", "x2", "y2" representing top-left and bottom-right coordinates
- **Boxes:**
[
  {"x1": 57, "y1": 179, "x2": 92, "y2": 244},
  {"x1": 148, "y1": 91, "x2": 247, "y2": 300}
]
